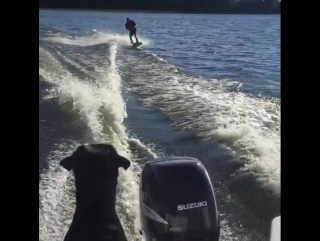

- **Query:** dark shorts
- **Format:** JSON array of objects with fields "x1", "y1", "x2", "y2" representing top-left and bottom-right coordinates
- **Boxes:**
[{"x1": 129, "y1": 28, "x2": 137, "y2": 36}]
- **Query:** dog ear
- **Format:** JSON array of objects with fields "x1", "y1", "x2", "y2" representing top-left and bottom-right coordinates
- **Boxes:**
[
  {"x1": 60, "y1": 146, "x2": 85, "y2": 171},
  {"x1": 117, "y1": 155, "x2": 131, "y2": 171},
  {"x1": 60, "y1": 156, "x2": 75, "y2": 171}
]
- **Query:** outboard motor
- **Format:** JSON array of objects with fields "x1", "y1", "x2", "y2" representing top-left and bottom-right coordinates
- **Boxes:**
[{"x1": 139, "y1": 157, "x2": 220, "y2": 241}]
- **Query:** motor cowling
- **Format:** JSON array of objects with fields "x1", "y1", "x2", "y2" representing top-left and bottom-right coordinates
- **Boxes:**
[{"x1": 139, "y1": 157, "x2": 220, "y2": 241}]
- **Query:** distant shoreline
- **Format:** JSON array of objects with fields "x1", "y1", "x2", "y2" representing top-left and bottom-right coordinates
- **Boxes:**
[
  {"x1": 39, "y1": 8, "x2": 178, "y2": 14},
  {"x1": 39, "y1": 8, "x2": 280, "y2": 15}
]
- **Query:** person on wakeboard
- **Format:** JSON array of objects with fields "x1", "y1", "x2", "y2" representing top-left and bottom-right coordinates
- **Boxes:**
[{"x1": 125, "y1": 18, "x2": 139, "y2": 45}]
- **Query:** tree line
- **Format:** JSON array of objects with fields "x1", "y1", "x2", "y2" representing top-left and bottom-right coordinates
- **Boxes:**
[{"x1": 39, "y1": 0, "x2": 280, "y2": 14}]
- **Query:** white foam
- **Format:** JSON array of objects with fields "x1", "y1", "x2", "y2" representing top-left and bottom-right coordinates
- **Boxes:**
[
  {"x1": 39, "y1": 45, "x2": 143, "y2": 240},
  {"x1": 41, "y1": 31, "x2": 152, "y2": 47},
  {"x1": 39, "y1": 142, "x2": 78, "y2": 241},
  {"x1": 128, "y1": 138, "x2": 158, "y2": 162},
  {"x1": 119, "y1": 51, "x2": 280, "y2": 190}
]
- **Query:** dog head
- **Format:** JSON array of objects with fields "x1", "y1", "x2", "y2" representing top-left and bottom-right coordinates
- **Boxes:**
[{"x1": 60, "y1": 144, "x2": 131, "y2": 194}]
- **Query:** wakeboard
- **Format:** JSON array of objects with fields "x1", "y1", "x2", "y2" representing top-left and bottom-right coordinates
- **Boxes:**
[{"x1": 133, "y1": 42, "x2": 142, "y2": 47}]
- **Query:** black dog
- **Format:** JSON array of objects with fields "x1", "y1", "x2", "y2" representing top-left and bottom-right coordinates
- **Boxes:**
[{"x1": 60, "y1": 144, "x2": 131, "y2": 241}]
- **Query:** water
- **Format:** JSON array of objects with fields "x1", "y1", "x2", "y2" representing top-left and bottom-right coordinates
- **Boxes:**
[{"x1": 39, "y1": 10, "x2": 280, "y2": 241}]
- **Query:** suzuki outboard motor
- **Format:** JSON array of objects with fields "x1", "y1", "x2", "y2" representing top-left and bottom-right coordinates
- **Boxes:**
[{"x1": 139, "y1": 157, "x2": 220, "y2": 241}]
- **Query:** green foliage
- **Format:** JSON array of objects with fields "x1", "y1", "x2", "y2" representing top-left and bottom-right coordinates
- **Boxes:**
[{"x1": 39, "y1": 0, "x2": 281, "y2": 14}]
